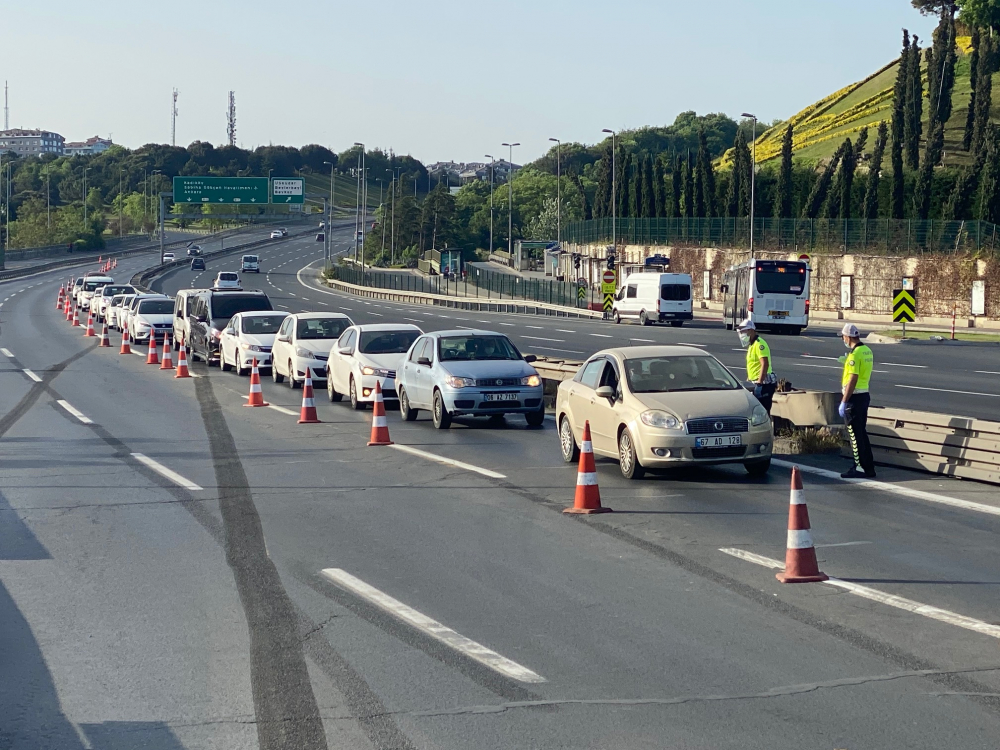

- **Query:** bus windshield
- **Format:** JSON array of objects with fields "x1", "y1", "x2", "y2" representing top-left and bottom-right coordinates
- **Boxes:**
[{"x1": 754, "y1": 263, "x2": 806, "y2": 295}]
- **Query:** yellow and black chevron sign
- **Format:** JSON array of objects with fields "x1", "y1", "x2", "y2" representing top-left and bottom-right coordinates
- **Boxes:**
[
  {"x1": 892, "y1": 289, "x2": 916, "y2": 323},
  {"x1": 603, "y1": 292, "x2": 614, "y2": 312}
]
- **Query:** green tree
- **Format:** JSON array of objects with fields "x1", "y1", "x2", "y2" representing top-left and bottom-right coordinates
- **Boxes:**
[
  {"x1": 652, "y1": 156, "x2": 666, "y2": 218},
  {"x1": 629, "y1": 153, "x2": 643, "y2": 218},
  {"x1": 683, "y1": 151, "x2": 695, "y2": 219},
  {"x1": 592, "y1": 145, "x2": 612, "y2": 218},
  {"x1": 978, "y1": 125, "x2": 1000, "y2": 222},
  {"x1": 853, "y1": 126, "x2": 869, "y2": 160},
  {"x1": 727, "y1": 130, "x2": 751, "y2": 217},
  {"x1": 944, "y1": 142, "x2": 987, "y2": 219},
  {"x1": 891, "y1": 30, "x2": 910, "y2": 219},
  {"x1": 670, "y1": 154, "x2": 682, "y2": 217},
  {"x1": 641, "y1": 154, "x2": 656, "y2": 218},
  {"x1": 914, "y1": 121, "x2": 947, "y2": 220},
  {"x1": 964, "y1": 27, "x2": 980, "y2": 151},
  {"x1": 972, "y1": 33, "x2": 996, "y2": 156},
  {"x1": 862, "y1": 121, "x2": 889, "y2": 220},
  {"x1": 697, "y1": 129, "x2": 716, "y2": 217},
  {"x1": 616, "y1": 152, "x2": 632, "y2": 219},
  {"x1": 773, "y1": 125, "x2": 794, "y2": 218},
  {"x1": 801, "y1": 144, "x2": 845, "y2": 219},
  {"x1": 957, "y1": 0, "x2": 1000, "y2": 31},
  {"x1": 904, "y1": 36, "x2": 923, "y2": 171}
]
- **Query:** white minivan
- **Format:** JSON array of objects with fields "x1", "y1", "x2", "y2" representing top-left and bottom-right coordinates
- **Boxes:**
[
  {"x1": 241, "y1": 255, "x2": 260, "y2": 273},
  {"x1": 612, "y1": 272, "x2": 693, "y2": 327}
]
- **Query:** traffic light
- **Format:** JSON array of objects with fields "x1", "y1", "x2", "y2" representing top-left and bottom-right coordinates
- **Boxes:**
[
  {"x1": 573, "y1": 253, "x2": 581, "y2": 270},
  {"x1": 607, "y1": 253, "x2": 616, "y2": 271}
]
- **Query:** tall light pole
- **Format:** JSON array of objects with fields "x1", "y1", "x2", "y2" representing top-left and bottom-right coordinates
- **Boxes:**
[
  {"x1": 501, "y1": 142, "x2": 519, "y2": 257},
  {"x1": 353, "y1": 143, "x2": 364, "y2": 265},
  {"x1": 45, "y1": 167, "x2": 51, "y2": 229},
  {"x1": 602, "y1": 129, "x2": 617, "y2": 256},
  {"x1": 549, "y1": 138, "x2": 561, "y2": 246},
  {"x1": 151, "y1": 170, "x2": 161, "y2": 237},
  {"x1": 324, "y1": 160, "x2": 336, "y2": 266},
  {"x1": 376, "y1": 178, "x2": 386, "y2": 253},
  {"x1": 391, "y1": 166, "x2": 402, "y2": 265},
  {"x1": 485, "y1": 154, "x2": 495, "y2": 254},
  {"x1": 742, "y1": 112, "x2": 758, "y2": 258}
]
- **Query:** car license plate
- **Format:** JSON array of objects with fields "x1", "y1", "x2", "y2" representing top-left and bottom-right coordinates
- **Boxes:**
[
  {"x1": 483, "y1": 392, "x2": 518, "y2": 402},
  {"x1": 695, "y1": 434, "x2": 742, "y2": 448},
  {"x1": 768, "y1": 310, "x2": 789, "y2": 318}
]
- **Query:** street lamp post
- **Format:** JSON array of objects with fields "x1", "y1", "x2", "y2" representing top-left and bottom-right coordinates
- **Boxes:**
[
  {"x1": 602, "y1": 129, "x2": 617, "y2": 256},
  {"x1": 391, "y1": 167, "x2": 402, "y2": 265},
  {"x1": 742, "y1": 112, "x2": 758, "y2": 258},
  {"x1": 485, "y1": 154, "x2": 494, "y2": 254},
  {"x1": 353, "y1": 143, "x2": 364, "y2": 266},
  {"x1": 151, "y1": 170, "x2": 161, "y2": 238},
  {"x1": 324, "y1": 161, "x2": 336, "y2": 268},
  {"x1": 45, "y1": 167, "x2": 51, "y2": 229},
  {"x1": 376, "y1": 178, "x2": 386, "y2": 253},
  {"x1": 501, "y1": 142, "x2": 519, "y2": 258},
  {"x1": 549, "y1": 138, "x2": 561, "y2": 246}
]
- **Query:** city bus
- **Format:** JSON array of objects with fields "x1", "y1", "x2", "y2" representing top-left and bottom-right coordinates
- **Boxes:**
[{"x1": 720, "y1": 259, "x2": 810, "y2": 334}]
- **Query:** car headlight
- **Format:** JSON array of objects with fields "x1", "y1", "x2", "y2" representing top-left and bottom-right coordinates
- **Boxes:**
[
  {"x1": 294, "y1": 346, "x2": 313, "y2": 358},
  {"x1": 751, "y1": 404, "x2": 769, "y2": 426},
  {"x1": 362, "y1": 366, "x2": 391, "y2": 377},
  {"x1": 639, "y1": 410, "x2": 681, "y2": 429},
  {"x1": 520, "y1": 374, "x2": 542, "y2": 387},
  {"x1": 239, "y1": 342, "x2": 263, "y2": 352},
  {"x1": 135, "y1": 321, "x2": 150, "y2": 330},
  {"x1": 444, "y1": 375, "x2": 476, "y2": 388}
]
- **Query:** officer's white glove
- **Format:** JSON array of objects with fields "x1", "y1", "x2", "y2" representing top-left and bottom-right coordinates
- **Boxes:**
[{"x1": 838, "y1": 402, "x2": 847, "y2": 419}]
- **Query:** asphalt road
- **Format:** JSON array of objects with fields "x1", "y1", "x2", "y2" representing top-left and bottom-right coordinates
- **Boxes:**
[{"x1": 2, "y1": 228, "x2": 1000, "y2": 749}]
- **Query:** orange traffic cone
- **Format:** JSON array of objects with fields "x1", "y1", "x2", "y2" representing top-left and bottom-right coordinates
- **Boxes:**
[
  {"x1": 98, "y1": 322, "x2": 112, "y2": 347},
  {"x1": 83, "y1": 310, "x2": 96, "y2": 337},
  {"x1": 65, "y1": 294, "x2": 72, "y2": 320},
  {"x1": 113, "y1": 258, "x2": 117, "y2": 269},
  {"x1": 159, "y1": 335, "x2": 174, "y2": 370},
  {"x1": 146, "y1": 332, "x2": 159, "y2": 365},
  {"x1": 366, "y1": 381, "x2": 392, "y2": 444},
  {"x1": 119, "y1": 327, "x2": 131, "y2": 355},
  {"x1": 244, "y1": 358, "x2": 269, "y2": 407},
  {"x1": 97, "y1": 255, "x2": 102, "y2": 264},
  {"x1": 56, "y1": 285, "x2": 64, "y2": 309},
  {"x1": 297, "y1": 367, "x2": 322, "y2": 423},
  {"x1": 72, "y1": 306, "x2": 80, "y2": 327},
  {"x1": 563, "y1": 421, "x2": 612, "y2": 514},
  {"x1": 776, "y1": 467, "x2": 828, "y2": 584},
  {"x1": 174, "y1": 343, "x2": 191, "y2": 378}
]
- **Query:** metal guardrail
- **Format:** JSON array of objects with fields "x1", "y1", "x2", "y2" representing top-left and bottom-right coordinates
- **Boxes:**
[{"x1": 0, "y1": 237, "x2": 195, "y2": 283}]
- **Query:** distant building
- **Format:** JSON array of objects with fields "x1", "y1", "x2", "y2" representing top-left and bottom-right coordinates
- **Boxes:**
[
  {"x1": 64, "y1": 135, "x2": 113, "y2": 157},
  {"x1": 0, "y1": 128, "x2": 65, "y2": 157},
  {"x1": 430, "y1": 159, "x2": 521, "y2": 187}
]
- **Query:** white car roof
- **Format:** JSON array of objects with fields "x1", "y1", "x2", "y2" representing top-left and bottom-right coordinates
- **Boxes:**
[
  {"x1": 353, "y1": 323, "x2": 421, "y2": 333},
  {"x1": 294, "y1": 312, "x2": 351, "y2": 320},
  {"x1": 240, "y1": 311, "x2": 288, "y2": 318}
]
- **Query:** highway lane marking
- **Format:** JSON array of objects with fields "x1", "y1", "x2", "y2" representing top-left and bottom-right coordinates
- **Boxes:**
[
  {"x1": 498, "y1": 323, "x2": 515, "y2": 326},
  {"x1": 520, "y1": 336, "x2": 565, "y2": 343},
  {"x1": 131, "y1": 453, "x2": 204, "y2": 491},
  {"x1": 719, "y1": 548, "x2": 1000, "y2": 640},
  {"x1": 267, "y1": 404, "x2": 299, "y2": 416},
  {"x1": 555, "y1": 329, "x2": 576, "y2": 333},
  {"x1": 1, "y1": 348, "x2": 13, "y2": 357},
  {"x1": 403, "y1": 318, "x2": 422, "y2": 322},
  {"x1": 895, "y1": 384, "x2": 1000, "y2": 398},
  {"x1": 796, "y1": 363, "x2": 890, "y2": 374},
  {"x1": 882, "y1": 363, "x2": 928, "y2": 368},
  {"x1": 771, "y1": 459, "x2": 1000, "y2": 517},
  {"x1": 23, "y1": 369, "x2": 42, "y2": 382},
  {"x1": 320, "y1": 568, "x2": 545, "y2": 683},
  {"x1": 677, "y1": 342, "x2": 707, "y2": 347},
  {"x1": 57, "y1": 400, "x2": 93, "y2": 424},
  {"x1": 814, "y1": 541, "x2": 872, "y2": 548},
  {"x1": 629, "y1": 338, "x2": 655, "y2": 343},
  {"x1": 527, "y1": 346, "x2": 585, "y2": 355},
  {"x1": 525, "y1": 325, "x2": 544, "y2": 329},
  {"x1": 370, "y1": 312, "x2": 384, "y2": 316},
  {"x1": 976, "y1": 370, "x2": 1000, "y2": 375},
  {"x1": 390, "y1": 444, "x2": 506, "y2": 479},
  {"x1": 590, "y1": 333, "x2": 613, "y2": 338}
]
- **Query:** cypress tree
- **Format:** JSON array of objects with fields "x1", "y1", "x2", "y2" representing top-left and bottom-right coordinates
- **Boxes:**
[
  {"x1": 670, "y1": 153, "x2": 682, "y2": 218},
  {"x1": 652, "y1": 156, "x2": 666, "y2": 218},
  {"x1": 802, "y1": 144, "x2": 845, "y2": 219},
  {"x1": 693, "y1": 150, "x2": 705, "y2": 218},
  {"x1": 629, "y1": 153, "x2": 643, "y2": 217},
  {"x1": 774, "y1": 124, "x2": 794, "y2": 218},
  {"x1": 978, "y1": 126, "x2": 1000, "y2": 223},
  {"x1": 905, "y1": 35, "x2": 923, "y2": 170},
  {"x1": 697, "y1": 129, "x2": 717, "y2": 217},
  {"x1": 928, "y1": 9, "x2": 956, "y2": 127},
  {"x1": 862, "y1": 121, "x2": 888, "y2": 220},
  {"x1": 944, "y1": 144, "x2": 987, "y2": 220},
  {"x1": 891, "y1": 31, "x2": 910, "y2": 220},
  {"x1": 925, "y1": 46, "x2": 938, "y2": 130},
  {"x1": 973, "y1": 34, "x2": 995, "y2": 157},
  {"x1": 854, "y1": 126, "x2": 869, "y2": 160},
  {"x1": 683, "y1": 150, "x2": 695, "y2": 218},
  {"x1": 839, "y1": 138, "x2": 857, "y2": 220},
  {"x1": 617, "y1": 152, "x2": 632, "y2": 219},
  {"x1": 913, "y1": 121, "x2": 946, "y2": 220},
  {"x1": 593, "y1": 143, "x2": 612, "y2": 218},
  {"x1": 964, "y1": 28, "x2": 980, "y2": 151},
  {"x1": 641, "y1": 155, "x2": 656, "y2": 218},
  {"x1": 727, "y1": 129, "x2": 750, "y2": 217},
  {"x1": 571, "y1": 173, "x2": 592, "y2": 221}
]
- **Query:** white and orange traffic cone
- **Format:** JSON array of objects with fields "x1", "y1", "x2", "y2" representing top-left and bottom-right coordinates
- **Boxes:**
[
  {"x1": 174, "y1": 343, "x2": 191, "y2": 378},
  {"x1": 244, "y1": 358, "x2": 269, "y2": 407},
  {"x1": 159, "y1": 335, "x2": 174, "y2": 370},
  {"x1": 563, "y1": 421, "x2": 612, "y2": 514},
  {"x1": 97, "y1": 255, "x2": 102, "y2": 265},
  {"x1": 83, "y1": 310, "x2": 96, "y2": 337},
  {"x1": 297, "y1": 367, "x2": 322, "y2": 423},
  {"x1": 119, "y1": 327, "x2": 131, "y2": 355},
  {"x1": 56, "y1": 285, "x2": 65, "y2": 309},
  {"x1": 146, "y1": 332, "x2": 159, "y2": 365},
  {"x1": 98, "y1": 322, "x2": 112, "y2": 347},
  {"x1": 72, "y1": 306, "x2": 81, "y2": 327},
  {"x1": 64, "y1": 294, "x2": 72, "y2": 320},
  {"x1": 776, "y1": 467, "x2": 828, "y2": 584},
  {"x1": 365, "y1": 381, "x2": 393, "y2": 444},
  {"x1": 113, "y1": 258, "x2": 117, "y2": 269}
]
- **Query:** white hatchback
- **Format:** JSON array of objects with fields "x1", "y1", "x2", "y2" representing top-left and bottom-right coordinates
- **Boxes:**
[
  {"x1": 271, "y1": 313, "x2": 354, "y2": 388},
  {"x1": 326, "y1": 324, "x2": 423, "y2": 409},
  {"x1": 219, "y1": 311, "x2": 289, "y2": 374},
  {"x1": 213, "y1": 271, "x2": 242, "y2": 290}
]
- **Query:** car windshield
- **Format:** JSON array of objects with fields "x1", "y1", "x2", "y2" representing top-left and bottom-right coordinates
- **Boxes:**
[
  {"x1": 359, "y1": 329, "x2": 421, "y2": 354},
  {"x1": 242, "y1": 315, "x2": 287, "y2": 334},
  {"x1": 754, "y1": 263, "x2": 807, "y2": 295},
  {"x1": 624, "y1": 355, "x2": 741, "y2": 393},
  {"x1": 296, "y1": 317, "x2": 350, "y2": 340},
  {"x1": 138, "y1": 300, "x2": 174, "y2": 315},
  {"x1": 212, "y1": 296, "x2": 272, "y2": 320},
  {"x1": 438, "y1": 335, "x2": 520, "y2": 361},
  {"x1": 103, "y1": 285, "x2": 132, "y2": 296},
  {"x1": 83, "y1": 280, "x2": 111, "y2": 291}
]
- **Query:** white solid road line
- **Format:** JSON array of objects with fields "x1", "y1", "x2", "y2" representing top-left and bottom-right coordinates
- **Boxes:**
[
  {"x1": 771, "y1": 459, "x2": 1000, "y2": 517},
  {"x1": 390, "y1": 444, "x2": 506, "y2": 479},
  {"x1": 320, "y1": 568, "x2": 545, "y2": 683},
  {"x1": 719, "y1": 548, "x2": 1000, "y2": 640},
  {"x1": 882, "y1": 362, "x2": 928, "y2": 368},
  {"x1": 131, "y1": 453, "x2": 204, "y2": 491},
  {"x1": 57, "y1": 400, "x2": 93, "y2": 424},
  {"x1": 896, "y1": 384, "x2": 1000, "y2": 398},
  {"x1": 555, "y1": 329, "x2": 576, "y2": 334},
  {"x1": 23, "y1": 369, "x2": 42, "y2": 382},
  {"x1": 1, "y1": 347, "x2": 13, "y2": 357},
  {"x1": 976, "y1": 370, "x2": 1000, "y2": 375},
  {"x1": 267, "y1": 404, "x2": 299, "y2": 416}
]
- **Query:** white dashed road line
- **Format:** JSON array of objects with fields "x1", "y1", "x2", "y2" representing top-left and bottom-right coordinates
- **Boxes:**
[
  {"x1": 267, "y1": 404, "x2": 299, "y2": 416},
  {"x1": 131, "y1": 453, "x2": 204, "y2": 491},
  {"x1": 1, "y1": 348, "x2": 13, "y2": 357},
  {"x1": 23, "y1": 369, "x2": 42, "y2": 382},
  {"x1": 57, "y1": 400, "x2": 93, "y2": 424},
  {"x1": 389, "y1": 444, "x2": 506, "y2": 479},
  {"x1": 520, "y1": 336, "x2": 565, "y2": 342},
  {"x1": 589, "y1": 333, "x2": 612, "y2": 338},
  {"x1": 320, "y1": 568, "x2": 545, "y2": 683}
]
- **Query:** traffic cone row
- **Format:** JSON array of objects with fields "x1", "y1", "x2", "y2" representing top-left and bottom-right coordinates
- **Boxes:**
[
  {"x1": 72, "y1": 306, "x2": 80, "y2": 327},
  {"x1": 366, "y1": 381, "x2": 392, "y2": 445},
  {"x1": 159, "y1": 335, "x2": 174, "y2": 370},
  {"x1": 776, "y1": 467, "x2": 828, "y2": 584},
  {"x1": 563, "y1": 421, "x2": 611, "y2": 514},
  {"x1": 297, "y1": 368, "x2": 321, "y2": 423},
  {"x1": 244, "y1": 358, "x2": 269, "y2": 407},
  {"x1": 56, "y1": 285, "x2": 64, "y2": 309}
]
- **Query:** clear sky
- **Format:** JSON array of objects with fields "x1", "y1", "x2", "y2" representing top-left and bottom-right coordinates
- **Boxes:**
[{"x1": 6, "y1": 1, "x2": 938, "y2": 164}]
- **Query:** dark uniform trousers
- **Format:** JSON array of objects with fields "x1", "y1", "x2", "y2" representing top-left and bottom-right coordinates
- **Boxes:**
[
  {"x1": 844, "y1": 391, "x2": 874, "y2": 474},
  {"x1": 753, "y1": 383, "x2": 778, "y2": 415}
]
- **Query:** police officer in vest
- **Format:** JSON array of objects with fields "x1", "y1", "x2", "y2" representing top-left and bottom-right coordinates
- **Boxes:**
[
  {"x1": 737, "y1": 318, "x2": 778, "y2": 414},
  {"x1": 839, "y1": 323, "x2": 876, "y2": 478}
]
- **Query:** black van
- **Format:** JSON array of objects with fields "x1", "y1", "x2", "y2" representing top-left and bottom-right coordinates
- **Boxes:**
[{"x1": 187, "y1": 289, "x2": 273, "y2": 363}]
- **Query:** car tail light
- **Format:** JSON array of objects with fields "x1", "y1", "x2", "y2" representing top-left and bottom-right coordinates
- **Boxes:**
[
  {"x1": 805, "y1": 299, "x2": 810, "y2": 314},
  {"x1": 747, "y1": 297, "x2": 754, "y2": 312}
]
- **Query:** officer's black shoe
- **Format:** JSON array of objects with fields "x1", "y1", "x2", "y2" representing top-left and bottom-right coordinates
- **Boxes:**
[
  {"x1": 864, "y1": 470, "x2": 877, "y2": 479},
  {"x1": 841, "y1": 467, "x2": 866, "y2": 479}
]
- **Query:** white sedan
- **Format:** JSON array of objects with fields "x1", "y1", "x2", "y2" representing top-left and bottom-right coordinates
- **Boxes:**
[
  {"x1": 219, "y1": 311, "x2": 289, "y2": 375},
  {"x1": 326, "y1": 324, "x2": 423, "y2": 409},
  {"x1": 271, "y1": 312, "x2": 354, "y2": 388}
]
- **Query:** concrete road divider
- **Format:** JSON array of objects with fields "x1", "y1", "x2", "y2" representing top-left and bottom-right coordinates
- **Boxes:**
[
  {"x1": 776, "y1": 466, "x2": 828, "y2": 584},
  {"x1": 366, "y1": 381, "x2": 392, "y2": 445},
  {"x1": 564, "y1": 421, "x2": 611, "y2": 515},
  {"x1": 297, "y1": 368, "x2": 321, "y2": 424},
  {"x1": 244, "y1": 358, "x2": 269, "y2": 407}
]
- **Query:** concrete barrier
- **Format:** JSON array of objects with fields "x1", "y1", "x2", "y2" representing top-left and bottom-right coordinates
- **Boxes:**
[{"x1": 771, "y1": 390, "x2": 841, "y2": 427}]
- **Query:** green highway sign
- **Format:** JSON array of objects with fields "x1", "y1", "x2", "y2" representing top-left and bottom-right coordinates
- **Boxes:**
[
  {"x1": 271, "y1": 178, "x2": 305, "y2": 204},
  {"x1": 173, "y1": 176, "x2": 269, "y2": 204}
]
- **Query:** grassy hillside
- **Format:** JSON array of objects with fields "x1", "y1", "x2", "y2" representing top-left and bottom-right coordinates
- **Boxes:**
[{"x1": 743, "y1": 36, "x2": 991, "y2": 169}]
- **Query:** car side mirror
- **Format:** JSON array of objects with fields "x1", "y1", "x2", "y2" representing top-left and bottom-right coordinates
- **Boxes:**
[
  {"x1": 595, "y1": 385, "x2": 614, "y2": 400},
  {"x1": 523, "y1": 354, "x2": 537, "y2": 363},
  {"x1": 224, "y1": 328, "x2": 235, "y2": 336},
  {"x1": 417, "y1": 356, "x2": 432, "y2": 367},
  {"x1": 339, "y1": 347, "x2": 352, "y2": 355},
  {"x1": 197, "y1": 315, "x2": 208, "y2": 323},
  {"x1": 277, "y1": 335, "x2": 290, "y2": 342}
]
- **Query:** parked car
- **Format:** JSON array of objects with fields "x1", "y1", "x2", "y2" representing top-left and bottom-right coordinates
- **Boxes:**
[
  {"x1": 77, "y1": 275, "x2": 114, "y2": 309},
  {"x1": 612, "y1": 272, "x2": 693, "y2": 327},
  {"x1": 105, "y1": 294, "x2": 129, "y2": 330},
  {"x1": 129, "y1": 296, "x2": 175, "y2": 344},
  {"x1": 326, "y1": 324, "x2": 423, "y2": 409},
  {"x1": 186, "y1": 289, "x2": 273, "y2": 364},
  {"x1": 190, "y1": 257, "x2": 206, "y2": 271},
  {"x1": 92, "y1": 284, "x2": 135, "y2": 318},
  {"x1": 213, "y1": 271, "x2": 241, "y2": 289},
  {"x1": 395, "y1": 330, "x2": 544, "y2": 429},
  {"x1": 271, "y1": 313, "x2": 354, "y2": 388},
  {"x1": 219, "y1": 311, "x2": 289, "y2": 374},
  {"x1": 555, "y1": 345, "x2": 773, "y2": 480}
]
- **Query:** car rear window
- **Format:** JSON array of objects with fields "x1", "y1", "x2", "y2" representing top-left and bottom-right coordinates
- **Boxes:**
[
  {"x1": 438, "y1": 335, "x2": 520, "y2": 361},
  {"x1": 103, "y1": 285, "x2": 133, "y2": 296},
  {"x1": 138, "y1": 299, "x2": 174, "y2": 315},
  {"x1": 660, "y1": 284, "x2": 690, "y2": 301},
  {"x1": 219, "y1": 273, "x2": 238, "y2": 281},
  {"x1": 211, "y1": 295, "x2": 272, "y2": 320},
  {"x1": 242, "y1": 315, "x2": 287, "y2": 334},
  {"x1": 624, "y1": 355, "x2": 740, "y2": 393},
  {"x1": 754, "y1": 262, "x2": 807, "y2": 295},
  {"x1": 359, "y1": 329, "x2": 421, "y2": 354},
  {"x1": 243, "y1": 256, "x2": 258, "y2": 263},
  {"x1": 296, "y1": 317, "x2": 350, "y2": 340}
]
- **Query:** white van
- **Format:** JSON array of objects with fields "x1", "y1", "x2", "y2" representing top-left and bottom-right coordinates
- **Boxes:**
[
  {"x1": 612, "y1": 272, "x2": 693, "y2": 327},
  {"x1": 241, "y1": 255, "x2": 260, "y2": 273}
]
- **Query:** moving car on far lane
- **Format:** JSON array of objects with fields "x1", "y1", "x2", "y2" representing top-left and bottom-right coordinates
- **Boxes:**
[
  {"x1": 129, "y1": 296, "x2": 175, "y2": 344},
  {"x1": 241, "y1": 255, "x2": 260, "y2": 273},
  {"x1": 213, "y1": 271, "x2": 241, "y2": 289},
  {"x1": 556, "y1": 345, "x2": 773, "y2": 480},
  {"x1": 396, "y1": 330, "x2": 544, "y2": 429},
  {"x1": 271, "y1": 313, "x2": 354, "y2": 389},
  {"x1": 162, "y1": 252, "x2": 175, "y2": 263},
  {"x1": 326, "y1": 324, "x2": 423, "y2": 410},
  {"x1": 190, "y1": 257, "x2": 206, "y2": 271},
  {"x1": 219, "y1": 311, "x2": 289, "y2": 375},
  {"x1": 270, "y1": 230, "x2": 283, "y2": 239}
]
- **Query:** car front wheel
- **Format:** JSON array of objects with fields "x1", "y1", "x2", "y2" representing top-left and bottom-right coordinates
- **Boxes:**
[
  {"x1": 288, "y1": 361, "x2": 300, "y2": 389},
  {"x1": 618, "y1": 427, "x2": 646, "y2": 480},
  {"x1": 525, "y1": 406, "x2": 545, "y2": 427},
  {"x1": 559, "y1": 416, "x2": 579, "y2": 463},
  {"x1": 349, "y1": 377, "x2": 365, "y2": 410},
  {"x1": 639, "y1": 310, "x2": 650, "y2": 327},
  {"x1": 327, "y1": 370, "x2": 343, "y2": 401},
  {"x1": 432, "y1": 390, "x2": 452, "y2": 429},
  {"x1": 272, "y1": 362, "x2": 284, "y2": 383},
  {"x1": 221, "y1": 348, "x2": 233, "y2": 372},
  {"x1": 400, "y1": 388, "x2": 418, "y2": 421},
  {"x1": 744, "y1": 458, "x2": 771, "y2": 477}
]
